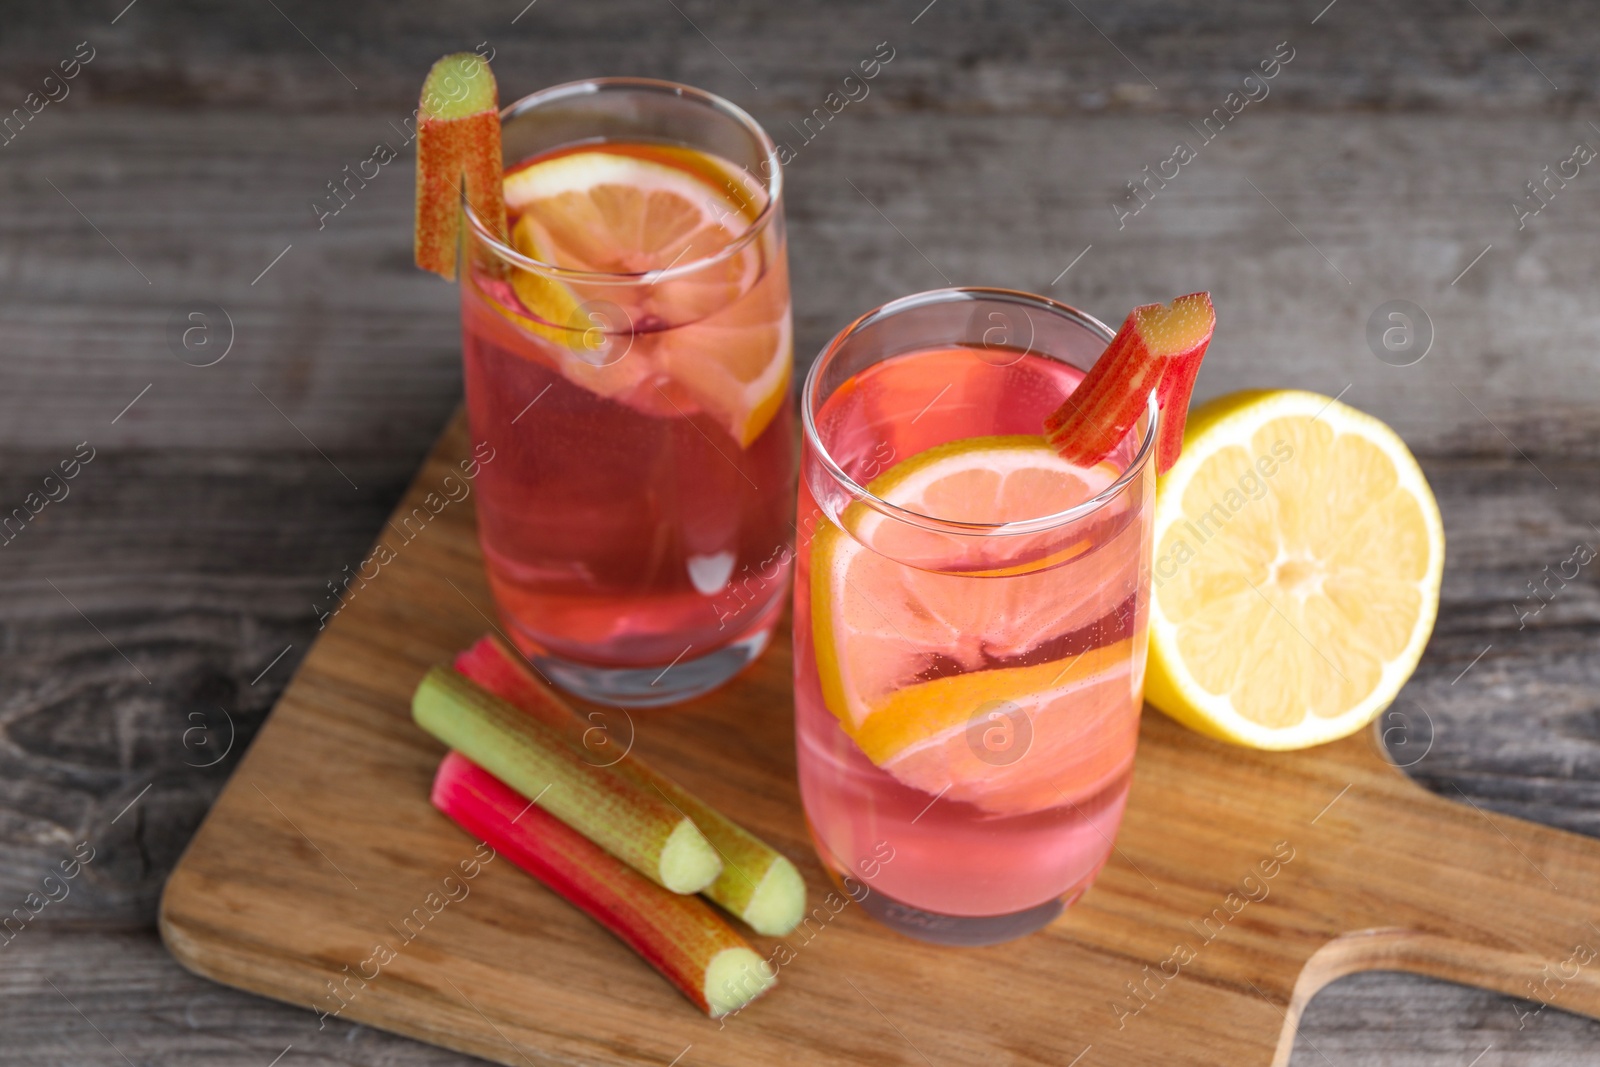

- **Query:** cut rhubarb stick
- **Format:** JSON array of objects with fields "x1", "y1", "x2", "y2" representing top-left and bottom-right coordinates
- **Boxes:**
[
  {"x1": 432, "y1": 752, "x2": 776, "y2": 1018},
  {"x1": 453, "y1": 635, "x2": 581, "y2": 734},
  {"x1": 412, "y1": 668, "x2": 721, "y2": 894},
  {"x1": 456, "y1": 635, "x2": 808, "y2": 936},
  {"x1": 1044, "y1": 291, "x2": 1215, "y2": 474},
  {"x1": 414, "y1": 52, "x2": 508, "y2": 279}
]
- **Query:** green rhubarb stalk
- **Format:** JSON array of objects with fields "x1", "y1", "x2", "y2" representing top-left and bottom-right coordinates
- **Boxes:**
[
  {"x1": 650, "y1": 776, "x2": 807, "y2": 937},
  {"x1": 412, "y1": 667, "x2": 721, "y2": 894},
  {"x1": 455, "y1": 635, "x2": 808, "y2": 935},
  {"x1": 432, "y1": 752, "x2": 776, "y2": 1018}
]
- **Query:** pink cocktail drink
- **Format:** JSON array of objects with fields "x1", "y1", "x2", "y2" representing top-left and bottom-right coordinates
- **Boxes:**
[
  {"x1": 459, "y1": 81, "x2": 794, "y2": 705},
  {"x1": 795, "y1": 291, "x2": 1157, "y2": 944}
]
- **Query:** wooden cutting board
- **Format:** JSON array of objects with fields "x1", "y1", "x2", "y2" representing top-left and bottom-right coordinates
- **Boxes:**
[{"x1": 161, "y1": 412, "x2": 1600, "y2": 1067}]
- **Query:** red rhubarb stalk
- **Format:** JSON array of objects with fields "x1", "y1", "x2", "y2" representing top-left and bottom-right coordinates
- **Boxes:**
[
  {"x1": 412, "y1": 668, "x2": 721, "y2": 894},
  {"x1": 432, "y1": 752, "x2": 776, "y2": 1018},
  {"x1": 1044, "y1": 291, "x2": 1216, "y2": 473},
  {"x1": 456, "y1": 636, "x2": 808, "y2": 936},
  {"x1": 414, "y1": 52, "x2": 508, "y2": 279}
]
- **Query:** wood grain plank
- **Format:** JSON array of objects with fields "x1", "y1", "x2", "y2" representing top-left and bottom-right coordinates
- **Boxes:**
[
  {"x1": 4, "y1": 111, "x2": 1599, "y2": 456},
  {"x1": 7, "y1": 927, "x2": 1600, "y2": 1066},
  {"x1": 3, "y1": 0, "x2": 1595, "y2": 114}
]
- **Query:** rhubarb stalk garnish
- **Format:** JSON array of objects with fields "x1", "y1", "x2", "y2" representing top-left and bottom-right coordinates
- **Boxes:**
[
  {"x1": 412, "y1": 668, "x2": 721, "y2": 894},
  {"x1": 414, "y1": 52, "x2": 508, "y2": 279},
  {"x1": 1043, "y1": 291, "x2": 1216, "y2": 473},
  {"x1": 455, "y1": 635, "x2": 808, "y2": 936},
  {"x1": 432, "y1": 752, "x2": 776, "y2": 1018}
]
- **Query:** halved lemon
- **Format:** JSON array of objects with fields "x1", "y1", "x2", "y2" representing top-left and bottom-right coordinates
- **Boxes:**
[
  {"x1": 1144, "y1": 390, "x2": 1445, "y2": 750},
  {"x1": 810, "y1": 436, "x2": 1145, "y2": 813}
]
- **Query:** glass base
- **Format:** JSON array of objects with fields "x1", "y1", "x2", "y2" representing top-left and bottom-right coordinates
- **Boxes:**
[
  {"x1": 811, "y1": 828, "x2": 1102, "y2": 946},
  {"x1": 853, "y1": 885, "x2": 1073, "y2": 946},
  {"x1": 525, "y1": 624, "x2": 775, "y2": 708}
]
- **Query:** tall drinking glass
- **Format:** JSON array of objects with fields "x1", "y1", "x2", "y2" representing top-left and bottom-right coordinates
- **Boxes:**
[
  {"x1": 459, "y1": 79, "x2": 794, "y2": 706},
  {"x1": 794, "y1": 289, "x2": 1157, "y2": 944}
]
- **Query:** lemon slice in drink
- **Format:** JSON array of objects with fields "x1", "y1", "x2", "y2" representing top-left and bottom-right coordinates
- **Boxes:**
[
  {"x1": 1144, "y1": 390, "x2": 1445, "y2": 750},
  {"x1": 811, "y1": 436, "x2": 1125, "y2": 729},
  {"x1": 810, "y1": 436, "x2": 1146, "y2": 813},
  {"x1": 503, "y1": 215, "x2": 656, "y2": 403},
  {"x1": 853, "y1": 639, "x2": 1141, "y2": 816},
  {"x1": 654, "y1": 258, "x2": 792, "y2": 447},
  {"x1": 506, "y1": 216, "x2": 583, "y2": 342},
  {"x1": 502, "y1": 147, "x2": 787, "y2": 445},
  {"x1": 503, "y1": 147, "x2": 759, "y2": 278}
]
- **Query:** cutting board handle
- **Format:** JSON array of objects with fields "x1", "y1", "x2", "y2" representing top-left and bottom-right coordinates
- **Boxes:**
[{"x1": 1273, "y1": 732, "x2": 1600, "y2": 1064}]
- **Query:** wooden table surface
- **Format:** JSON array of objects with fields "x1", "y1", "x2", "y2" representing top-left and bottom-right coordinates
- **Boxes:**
[{"x1": 3, "y1": 2, "x2": 1599, "y2": 1064}]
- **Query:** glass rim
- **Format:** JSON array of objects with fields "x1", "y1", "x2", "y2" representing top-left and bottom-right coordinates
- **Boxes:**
[
  {"x1": 462, "y1": 77, "x2": 783, "y2": 285},
  {"x1": 801, "y1": 287, "x2": 1160, "y2": 537}
]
